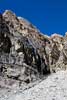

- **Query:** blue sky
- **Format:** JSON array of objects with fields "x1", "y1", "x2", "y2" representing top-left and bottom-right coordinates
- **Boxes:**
[{"x1": 0, "y1": 0, "x2": 67, "y2": 36}]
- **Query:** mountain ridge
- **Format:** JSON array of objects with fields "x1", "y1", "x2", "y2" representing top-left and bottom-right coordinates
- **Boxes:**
[{"x1": 0, "y1": 10, "x2": 67, "y2": 91}]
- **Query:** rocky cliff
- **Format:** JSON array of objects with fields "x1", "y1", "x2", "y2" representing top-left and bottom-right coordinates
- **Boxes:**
[{"x1": 0, "y1": 10, "x2": 67, "y2": 89}]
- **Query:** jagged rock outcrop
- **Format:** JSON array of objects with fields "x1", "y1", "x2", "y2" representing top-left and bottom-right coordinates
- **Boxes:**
[
  {"x1": 0, "y1": 10, "x2": 67, "y2": 89},
  {"x1": 0, "y1": 10, "x2": 51, "y2": 89}
]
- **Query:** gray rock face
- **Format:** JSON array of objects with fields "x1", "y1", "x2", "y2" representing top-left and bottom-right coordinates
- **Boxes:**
[
  {"x1": 0, "y1": 11, "x2": 51, "y2": 89},
  {"x1": 0, "y1": 10, "x2": 67, "y2": 90}
]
